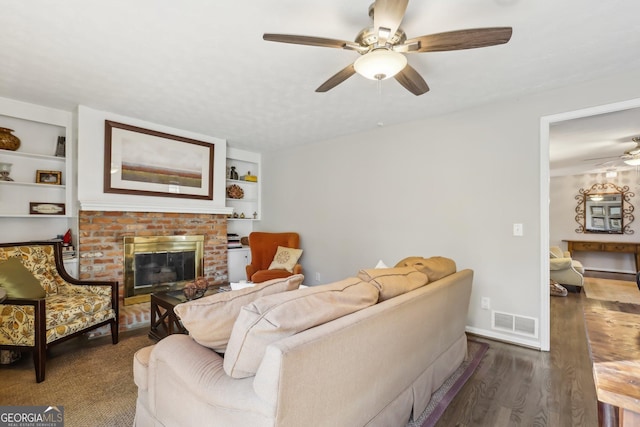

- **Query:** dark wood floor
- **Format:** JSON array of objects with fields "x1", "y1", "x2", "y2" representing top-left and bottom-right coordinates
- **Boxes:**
[{"x1": 435, "y1": 288, "x2": 600, "y2": 426}]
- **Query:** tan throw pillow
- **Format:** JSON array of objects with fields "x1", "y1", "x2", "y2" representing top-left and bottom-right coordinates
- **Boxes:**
[
  {"x1": 223, "y1": 277, "x2": 379, "y2": 378},
  {"x1": 0, "y1": 257, "x2": 46, "y2": 299},
  {"x1": 173, "y1": 274, "x2": 304, "y2": 353},
  {"x1": 268, "y1": 246, "x2": 303, "y2": 273},
  {"x1": 394, "y1": 256, "x2": 457, "y2": 282},
  {"x1": 358, "y1": 266, "x2": 428, "y2": 302}
]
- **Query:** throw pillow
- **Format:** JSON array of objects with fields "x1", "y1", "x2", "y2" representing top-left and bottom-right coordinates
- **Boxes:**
[
  {"x1": 394, "y1": 256, "x2": 457, "y2": 282},
  {"x1": 358, "y1": 266, "x2": 428, "y2": 301},
  {"x1": 268, "y1": 246, "x2": 303, "y2": 273},
  {"x1": 0, "y1": 257, "x2": 46, "y2": 299},
  {"x1": 223, "y1": 277, "x2": 379, "y2": 378},
  {"x1": 173, "y1": 274, "x2": 304, "y2": 353}
]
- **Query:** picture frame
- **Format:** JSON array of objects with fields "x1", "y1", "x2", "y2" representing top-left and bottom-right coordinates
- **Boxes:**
[
  {"x1": 609, "y1": 218, "x2": 622, "y2": 229},
  {"x1": 104, "y1": 120, "x2": 214, "y2": 200},
  {"x1": 609, "y1": 206, "x2": 621, "y2": 216},
  {"x1": 29, "y1": 202, "x2": 66, "y2": 215},
  {"x1": 36, "y1": 170, "x2": 62, "y2": 185},
  {"x1": 590, "y1": 206, "x2": 605, "y2": 215},
  {"x1": 591, "y1": 217, "x2": 605, "y2": 228}
]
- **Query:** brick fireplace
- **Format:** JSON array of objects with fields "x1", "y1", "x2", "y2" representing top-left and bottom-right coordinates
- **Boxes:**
[{"x1": 78, "y1": 210, "x2": 228, "y2": 331}]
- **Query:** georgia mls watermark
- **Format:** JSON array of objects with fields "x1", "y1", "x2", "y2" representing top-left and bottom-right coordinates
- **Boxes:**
[{"x1": 0, "y1": 406, "x2": 64, "y2": 427}]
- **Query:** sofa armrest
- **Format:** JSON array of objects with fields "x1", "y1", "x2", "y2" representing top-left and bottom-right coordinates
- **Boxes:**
[
  {"x1": 146, "y1": 335, "x2": 272, "y2": 418},
  {"x1": 550, "y1": 258, "x2": 572, "y2": 270},
  {"x1": 246, "y1": 264, "x2": 258, "y2": 281}
]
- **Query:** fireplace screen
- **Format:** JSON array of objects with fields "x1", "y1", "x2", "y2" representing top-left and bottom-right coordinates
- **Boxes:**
[
  {"x1": 134, "y1": 251, "x2": 196, "y2": 289},
  {"x1": 124, "y1": 235, "x2": 204, "y2": 305}
]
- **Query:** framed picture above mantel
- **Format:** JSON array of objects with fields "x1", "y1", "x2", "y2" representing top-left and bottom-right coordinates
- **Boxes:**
[{"x1": 104, "y1": 120, "x2": 214, "y2": 200}]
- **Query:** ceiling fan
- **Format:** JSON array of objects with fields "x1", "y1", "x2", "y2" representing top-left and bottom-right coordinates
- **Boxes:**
[
  {"x1": 584, "y1": 137, "x2": 640, "y2": 166},
  {"x1": 621, "y1": 137, "x2": 640, "y2": 165},
  {"x1": 263, "y1": 0, "x2": 512, "y2": 96}
]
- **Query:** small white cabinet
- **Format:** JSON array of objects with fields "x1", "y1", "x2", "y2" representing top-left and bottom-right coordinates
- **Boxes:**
[{"x1": 228, "y1": 247, "x2": 251, "y2": 282}]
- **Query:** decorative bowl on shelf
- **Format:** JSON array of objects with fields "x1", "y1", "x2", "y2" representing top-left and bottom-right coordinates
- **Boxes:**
[
  {"x1": 226, "y1": 184, "x2": 244, "y2": 199},
  {"x1": 0, "y1": 128, "x2": 20, "y2": 151}
]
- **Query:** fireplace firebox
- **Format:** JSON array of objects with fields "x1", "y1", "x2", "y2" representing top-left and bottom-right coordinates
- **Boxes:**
[{"x1": 123, "y1": 235, "x2": 204, "y2": 305}]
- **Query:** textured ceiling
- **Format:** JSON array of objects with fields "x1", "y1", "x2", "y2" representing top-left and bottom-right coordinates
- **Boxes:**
[{"x1": 1, "y1": 0, "x2": 640, "y2": 155}]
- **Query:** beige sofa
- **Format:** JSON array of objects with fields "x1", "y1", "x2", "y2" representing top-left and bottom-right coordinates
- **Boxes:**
[
  {"x1": 133, "y1": 259, "x2": 473, "y2": 427},
  {"x1": 550, "y1": 246, "x2": 584, "y2": 290}
]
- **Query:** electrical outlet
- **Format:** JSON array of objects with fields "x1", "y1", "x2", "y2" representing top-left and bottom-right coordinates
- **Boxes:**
[
  {"x1": 513, "y1": 223, "x2": 523, "y2": 236},
  {"x1": 481, "y1": 297, "x2": 490, "y2": 310},
  {"x1": 315, "y1": 272, "x2": 321, "y2": 282}
]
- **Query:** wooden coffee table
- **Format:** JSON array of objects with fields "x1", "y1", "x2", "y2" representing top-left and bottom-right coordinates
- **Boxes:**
[{"x1": 149, "y1": 285, "x2": 229, "y2": 340}]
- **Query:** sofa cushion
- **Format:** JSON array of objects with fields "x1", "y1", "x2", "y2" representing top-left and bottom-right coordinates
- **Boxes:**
[
  {"x1": 0, "y1": 257, "x2": 46, "y2": 299},
  {"x1": 394, "y1": 256, "x2": 457, "y2": 282},
  {"x1": 45, "y1": 293, "x2": 112, "y2": 328},
  {"x1": 223, "y1": 277, "x2": 379, "y2": 378},
  {"x1": 173, "y1": 274, "x2": 303, "y2": 353},
  {"x1": 268, "y1": 246, "x2": 303, "y2": 273},
  {"x1": 358, "y1": 267, "x2": 428, "y2": 302}
]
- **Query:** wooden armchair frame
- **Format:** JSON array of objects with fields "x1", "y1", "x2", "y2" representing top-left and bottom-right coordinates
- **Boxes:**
[{"x1": 0, "y1": 241, "x2": 119, "y2": 382}]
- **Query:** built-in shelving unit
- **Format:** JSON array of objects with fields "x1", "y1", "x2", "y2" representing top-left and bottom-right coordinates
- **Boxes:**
[
  {"x1": 226, "y1": 147, "x2": 261, "y2": 238},
  {"x1": 0, "y1": 97, "x2": 76, "y2": 243}
]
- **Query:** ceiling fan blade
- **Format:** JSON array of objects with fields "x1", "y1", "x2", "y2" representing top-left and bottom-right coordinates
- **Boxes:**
[
  {"x1": 405, "y1": 27, "x2": 513, "y2": 53},
  {"x1": 263, "y1": 34, "x2": 355, "y2": 49},
  {"x1": 316, "y1": 64, "x2": 356, "y2": 93},
  {"x1": 394, "y1": 65, "x2": 429, "y2": 96},
  {"x1": 373, "y1": 0, "x2": 409, "y2": 43},
  {"x1": 583, "y1": 155, "x2": 620, "y2": 162}
]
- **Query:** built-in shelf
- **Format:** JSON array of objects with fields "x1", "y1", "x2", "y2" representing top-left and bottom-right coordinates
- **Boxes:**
[
  {"x1": 226, "y1": 147, "x2": 261, "y2": 237},
  {"x1": 0, "y1": 181, "x2": 66, "y2": 189},
  {"x1": 0, "y1": 97, "x2": 75, "y2": 242}
]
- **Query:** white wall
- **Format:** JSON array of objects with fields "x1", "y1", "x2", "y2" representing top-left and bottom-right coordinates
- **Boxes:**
[
  {"x1": 551, "y1": 170, "x2": 640, "y2": 272},
  {"x1": 76, "y1": 105, "x2": 230, "y2": 214},
  {"x1": 259, "y1": 69, "x2": 640, "y2": 349}
]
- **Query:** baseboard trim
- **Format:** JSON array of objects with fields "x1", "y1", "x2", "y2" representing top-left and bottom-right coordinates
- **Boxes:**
[{"x1": 465, "y1": 326, "x2": 543, "y2": 350}]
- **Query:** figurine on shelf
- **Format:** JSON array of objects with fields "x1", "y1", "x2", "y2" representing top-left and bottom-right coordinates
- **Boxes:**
[
  {"x1": 253, "y1": 212, "x2": 258, "y2": 219},
  {"x1": 229, "y1": 166, "x2": 239, "y2": 180},
  {"x1": 0, "y1": 162, "x2": 13, "y2": 181},
  {"x1": 63, "y1": 229, "x2": 72, "y2": 247}
]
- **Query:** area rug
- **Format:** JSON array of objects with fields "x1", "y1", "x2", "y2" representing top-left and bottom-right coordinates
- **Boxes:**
[
  {"x1": 408, "y1": 339, "x2": 489, "y2": 427},
  {"x1": 0, "y1": 328, "x2": 153, "y2": 427},
  {"x1": 583, "y1": 277, "x2": 640, "y2": 304}
]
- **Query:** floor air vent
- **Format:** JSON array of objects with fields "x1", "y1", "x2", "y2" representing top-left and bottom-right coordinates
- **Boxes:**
[{"x1": 492, "y1": 311, "x2": 538, "y2": 337}]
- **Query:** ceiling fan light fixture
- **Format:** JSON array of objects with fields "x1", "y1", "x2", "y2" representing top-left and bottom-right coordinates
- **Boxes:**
[
  {"x1": 624, "y1": 157, "x2": 640, "y2": 166},
  {"x1": 354, "y1": 49, "x2": 407, "y2": 81}
]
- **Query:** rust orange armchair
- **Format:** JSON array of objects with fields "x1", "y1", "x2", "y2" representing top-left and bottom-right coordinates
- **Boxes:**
[{"x1": 245, "y1": 232, "x2": 303, "y2": 283}]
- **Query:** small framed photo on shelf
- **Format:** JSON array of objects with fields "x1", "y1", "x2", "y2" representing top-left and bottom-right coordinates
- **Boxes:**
[
  {"x1": 590, "y1": 206, "x2": 605, "y2": 215},
  {"x1": 36, "y1": 170, "x2": 62, "y2": 185},
  {"x1": 29, "y1": 202, "x2": 66, "y2": 215}
]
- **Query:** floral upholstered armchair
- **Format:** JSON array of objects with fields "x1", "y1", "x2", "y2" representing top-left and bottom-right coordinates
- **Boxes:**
[{"x1": 0, "y1": 241, "x2": 118, "y2": 382}]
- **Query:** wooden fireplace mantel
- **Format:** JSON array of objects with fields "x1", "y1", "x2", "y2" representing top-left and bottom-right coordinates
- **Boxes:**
[{"x1": 563, "y1": 240, "x2": 640, "y2": 271}]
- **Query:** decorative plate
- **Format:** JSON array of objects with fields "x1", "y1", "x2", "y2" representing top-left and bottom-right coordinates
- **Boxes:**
[{"x1": 226, "y1": 184, "x2": 244, "y2": 199}]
